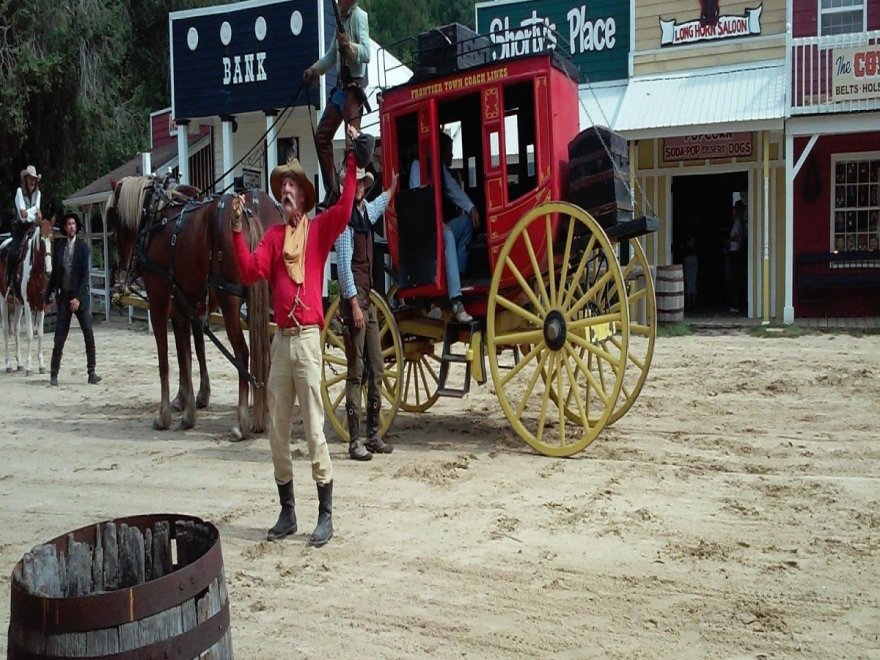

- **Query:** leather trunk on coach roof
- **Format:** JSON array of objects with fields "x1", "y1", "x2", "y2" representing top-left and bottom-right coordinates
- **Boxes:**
[
  {"x1": 416, "y1": 23, "x2": 492, "y2": 77},
  {"x1": 566, "y1": 126, "x2": 633, "y2": 229}
]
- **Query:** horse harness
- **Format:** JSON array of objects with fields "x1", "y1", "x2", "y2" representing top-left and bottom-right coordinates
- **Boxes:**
[{"x1": 125, "y1": 180, "x2": 258, "y2": 385}]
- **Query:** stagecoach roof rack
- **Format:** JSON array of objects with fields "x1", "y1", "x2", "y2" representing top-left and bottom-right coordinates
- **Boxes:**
[{"x1": 376, "y1": 22, "x2": 580, "y2": 91}]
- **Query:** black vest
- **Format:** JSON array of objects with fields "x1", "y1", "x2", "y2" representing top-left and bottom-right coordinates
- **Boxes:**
[{"x1": 348, "y1": 205, "x2": 373, "y2": 294}]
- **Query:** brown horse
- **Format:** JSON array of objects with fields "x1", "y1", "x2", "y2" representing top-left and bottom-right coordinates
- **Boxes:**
[
  {"x1": 0, "y1": 218, "x2": 54, "y2": 375},
  {"x1": 106, "y1": 177, "x2": 278, "y2": 439}
]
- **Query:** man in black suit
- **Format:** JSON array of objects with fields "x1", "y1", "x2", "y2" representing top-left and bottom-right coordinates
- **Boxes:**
[{"x1": 47, "y1": 212, "x2": 101, "y2": 386}]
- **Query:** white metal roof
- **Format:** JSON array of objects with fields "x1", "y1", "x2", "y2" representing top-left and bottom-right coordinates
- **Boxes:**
[
  {"x1": 614, "y1": 61, "x2": 786, "y2": 140},
  {"x1": 578, "y1": 81, "x2": 628, "y2": 132}
]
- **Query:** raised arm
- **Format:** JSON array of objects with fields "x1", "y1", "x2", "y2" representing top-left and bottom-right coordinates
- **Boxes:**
[
  {"x1": 316, "y1": 151, "x2": 358, "y2": 255},
  {"x1": 363, "y1": 171, "x2": 397, "y2": 225},
  {"x1": 231, "y1": 197, "x2": 275, "y2": 285}
]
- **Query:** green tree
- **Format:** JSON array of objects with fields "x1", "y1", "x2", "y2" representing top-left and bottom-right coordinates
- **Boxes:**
[
  {"x1": 362, "y1": 0, "x2": 479, "y2": 62},
  {"x1": 0, "y1": 0, "x2": 230, "y2": 226}
]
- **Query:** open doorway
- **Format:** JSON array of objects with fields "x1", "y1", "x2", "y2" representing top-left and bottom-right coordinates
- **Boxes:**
[{"x1": 672, "y1": 172, "x2": 748, "y2": 314}]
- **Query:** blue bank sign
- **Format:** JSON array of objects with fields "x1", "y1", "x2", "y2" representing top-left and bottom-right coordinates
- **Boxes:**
[
  {"x1": 475, "y1": 0, "x2": 629, "y2": 83},
  {"x1": 170, "y1": 0, "x2": 335, "y2": 120}
]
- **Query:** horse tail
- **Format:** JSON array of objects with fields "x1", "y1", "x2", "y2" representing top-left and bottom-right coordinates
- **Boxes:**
[{"x1": 245, "y1": 197, "x2": 270, "y2": 433}]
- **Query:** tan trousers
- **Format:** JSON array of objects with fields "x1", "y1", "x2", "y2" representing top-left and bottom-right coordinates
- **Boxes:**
[{"x1": 268, "y1": 327, "x2": 333, "y2": 486}]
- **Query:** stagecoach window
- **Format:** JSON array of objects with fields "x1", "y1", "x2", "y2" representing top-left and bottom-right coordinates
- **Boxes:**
[
  {"x1": 819, "y1": 0, "x2": 865, "y2": 36},
  {"x1": 468, "y1": 157, "x2": 477, "y2": 189},
  {"x1": 502, "y1": 81, "x2": 537, "y2": 202},
  {"x1": 830, "y1": 154, "x2": 880, "y2": 253},
  {"x1": 490, "y1": 131, "x2": 500, "y2": 169}
]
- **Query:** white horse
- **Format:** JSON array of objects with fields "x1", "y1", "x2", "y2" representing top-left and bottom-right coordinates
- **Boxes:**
[{"x1": 1, "y1": 219, "x2": 54, "y2": 375}]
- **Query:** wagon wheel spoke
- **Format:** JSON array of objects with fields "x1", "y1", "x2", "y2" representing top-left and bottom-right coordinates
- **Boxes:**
[{"x1": 400, "y1": 350, "x2": 441, "y2": 412}]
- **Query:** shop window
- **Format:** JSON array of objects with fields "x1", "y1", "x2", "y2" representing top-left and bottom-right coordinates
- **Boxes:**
[
  {"x1": 819, "y1": 0, "x2": 865, "y2": 36},
  {"x1": 831, "y1": 154, "x2": 880, "y2": 253}
]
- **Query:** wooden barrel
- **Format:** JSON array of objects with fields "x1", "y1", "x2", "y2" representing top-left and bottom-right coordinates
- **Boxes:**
[
  {"x1": 655, "y1": 264, "x2": 684, "y2": 323},
  {"x1": 8, "y1": 514, "x2": 232, "y2": 659}
]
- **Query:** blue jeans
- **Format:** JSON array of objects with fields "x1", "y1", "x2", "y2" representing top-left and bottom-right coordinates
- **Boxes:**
[{"x1": 442, "y1": 214, "x2": 473, "y2": 299}]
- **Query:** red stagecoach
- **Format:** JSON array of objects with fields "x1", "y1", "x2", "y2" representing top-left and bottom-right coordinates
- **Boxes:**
[{"x1": 321, "y1": 25, "x2": 658, "y2": 457}]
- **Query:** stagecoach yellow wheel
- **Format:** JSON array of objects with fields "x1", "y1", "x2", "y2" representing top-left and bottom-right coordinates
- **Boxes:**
[
  {"x1": 383, "y1": 282, "x2": 443, "y2": 412},
  {"x1": 552, "y1": 238, "x2": 656, "y2": 426},
  {"x1": 487, "y1": 202, "x2": 629, "y2": 457},
  {"x1": 321, "y1": 290, "x2": 403, "y2": 442},
  {"x1": 398, "y1": 342, "x2": 442, "y2": 412},
  {"x1": 609, "y1": 239, "x2": 655, "y2": 424}
]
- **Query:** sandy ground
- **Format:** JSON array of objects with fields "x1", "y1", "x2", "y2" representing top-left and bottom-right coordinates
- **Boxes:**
[{"x1": 0, "y1": 319, "x2": 878, "y2": 658}]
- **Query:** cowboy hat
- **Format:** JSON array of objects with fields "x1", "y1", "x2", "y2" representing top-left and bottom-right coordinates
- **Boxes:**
[
  {"x1": 270, "y1": 159, "x2": 316, "y2": 214},
  {"x1": 20, "y1": 165, "x2": 41, "y2": 181},
  {"x1": 356, "y1": 167, "x2": 374, "y2": 189}
]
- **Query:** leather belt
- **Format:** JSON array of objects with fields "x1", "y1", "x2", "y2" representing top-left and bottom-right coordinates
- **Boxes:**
[{"x1": 277, "y1": 325, "x2": 316, "y2": 337}]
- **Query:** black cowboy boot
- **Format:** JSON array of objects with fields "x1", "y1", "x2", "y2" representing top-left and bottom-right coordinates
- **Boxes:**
[
  {"x1": 267, "y1": 481, "x2": 297, "y2": 541},
  {"x1": 308, "y1": 481, "x2": 333, "y2": 548},
  {"x1": 86, "y1": 339, "x2": 101, "y2": 384},
  {"x1": 346, "y1": 403, "x2": 372, "y2": 461},
  {"x1": 49, "y1": 351, "x2": 61, "y2": 387},
  {"x1": 364, "y1": 396, "x2": 393, "y2": 454}
]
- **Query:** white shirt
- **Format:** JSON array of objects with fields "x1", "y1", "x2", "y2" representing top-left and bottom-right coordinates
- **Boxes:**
[{"x1": 15, "y1": 187, "x2": 40, "y2": 224}]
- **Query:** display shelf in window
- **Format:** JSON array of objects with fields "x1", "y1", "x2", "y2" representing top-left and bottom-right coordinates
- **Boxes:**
[{"x1": 831, "y1": 154, "x2": 880, "y2": 255}]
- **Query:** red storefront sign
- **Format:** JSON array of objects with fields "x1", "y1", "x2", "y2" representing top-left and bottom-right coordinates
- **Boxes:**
[{"x1": 663, "y1": 133, "x2": 753, "y2": 162}]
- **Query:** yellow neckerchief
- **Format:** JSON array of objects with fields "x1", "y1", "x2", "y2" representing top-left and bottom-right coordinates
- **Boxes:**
[{"x1": 282, "y1": 216, "x2": 309, "y2": 284}]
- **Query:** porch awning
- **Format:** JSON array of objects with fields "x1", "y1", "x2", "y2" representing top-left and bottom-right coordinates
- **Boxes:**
[
  {"x1": 614, "y1": 61, "x2": 786, "y2": 140},
  {"x1": 63, "y1": 135, "x2": 209, "y2": 208},
  {"x1": 578, "y1": 80, "x2": 628, "y2": 131}
]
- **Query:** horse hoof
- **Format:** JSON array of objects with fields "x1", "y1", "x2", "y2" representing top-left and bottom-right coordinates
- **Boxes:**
[
  {"x1": 196, "y1": 396, "x2": 209, "y2": 410},
  {"x1": 5, "y1": 367, "x2": 10, "y2": 373},
  {"x1": 16, "y1": 366, "x2": 22, "y2": 371},
  {"x1": 25, "y1": 370, "x2": 30, "y2": 377},
  {"x1": 170, "y1": 396, "x2": 183, "y2": 412},
  {"x1": 230, "y1": 426, "x2": 246, "y2": 442},
  {"x1": 152, "y1": 417, "x2": 170, "y2": 431},
  {"x1": 176, "y1": 418, "x2": 195, "y2": 431},
  {"x1": 38, "y1": 367, "x2": 44, "y2": 374}
]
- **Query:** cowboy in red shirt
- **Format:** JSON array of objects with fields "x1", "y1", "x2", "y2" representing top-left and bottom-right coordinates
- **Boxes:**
[{"x1": 231, "y1": 126, "x2": 374, "y2": 548}]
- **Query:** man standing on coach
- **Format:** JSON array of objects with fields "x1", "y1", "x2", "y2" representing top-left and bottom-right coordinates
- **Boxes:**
[
  {"x1": 230, "y1": 126, "x2": 374, "y2": 548},
  {"x1": 303, "y1": 0, "x2": 370, "y2": 206},
  {"x1": 48, "y1": 212, "x2": 101, "y2": 387}
]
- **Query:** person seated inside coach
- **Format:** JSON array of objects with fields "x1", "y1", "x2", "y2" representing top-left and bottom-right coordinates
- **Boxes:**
[{"x1": 408, "y1": 132, "x2": 480, "y2": 323}]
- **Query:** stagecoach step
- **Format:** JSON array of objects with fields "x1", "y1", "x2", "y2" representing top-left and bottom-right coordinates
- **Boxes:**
[
  {"x1": 604, "y1": 215, "x2": 660, "y2": 243},
  {"x1": 437, "y1": 320, "x2": 483, "y2": 398}
]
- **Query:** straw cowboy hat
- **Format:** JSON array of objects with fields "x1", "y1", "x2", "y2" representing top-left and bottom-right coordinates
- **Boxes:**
[
  {"x1": 20, "y1": 165, "x2": 41, "y2": 182},
  {"x1": 270, "y1": 159, "x2": 316, "y2": 214}
]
